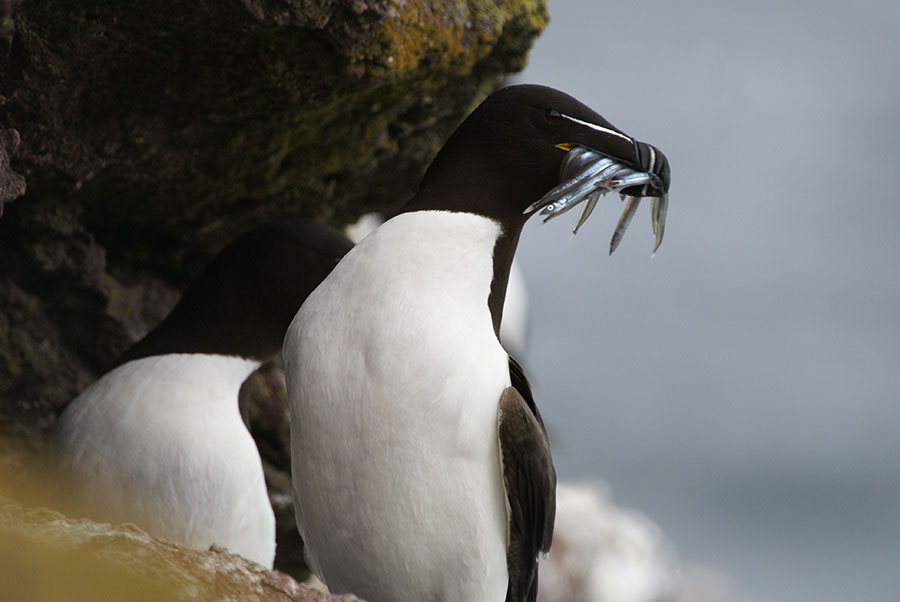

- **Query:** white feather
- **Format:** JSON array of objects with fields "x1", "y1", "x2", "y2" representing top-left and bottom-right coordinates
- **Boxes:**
[
  {"x1": 285, "y1": 211, "x2": 511, "y2": 602},
  {"x1": 344, "y1": 211, "x2": 531, "y2": 359},
  {"x1": 54, "y1": 353, "x2": 276, "y2": 567}
]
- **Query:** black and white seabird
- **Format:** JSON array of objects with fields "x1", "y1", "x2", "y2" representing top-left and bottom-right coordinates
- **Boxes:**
[
  {"x1": 284, "y1": 84, "x2": 670, "y2": 601},
  {"x1": 54, "y1": 220, "x2": 352, "y2": 567}
]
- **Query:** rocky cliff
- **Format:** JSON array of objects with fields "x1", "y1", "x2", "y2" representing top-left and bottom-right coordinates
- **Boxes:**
[
  {"x1": 0, "y1": 0, "x2": 547, "y2": 428},
  {"x1": 0, "y1": 0, "x2": 547, "y2": 597}
]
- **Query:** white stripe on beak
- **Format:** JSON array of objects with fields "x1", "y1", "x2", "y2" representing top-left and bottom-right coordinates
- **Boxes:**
[{"x1": 558, "y1": 113, "x2": 633, "y2": 143}]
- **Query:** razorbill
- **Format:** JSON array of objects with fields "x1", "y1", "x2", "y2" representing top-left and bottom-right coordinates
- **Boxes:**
[
  {"x1": 54, "y1": 219, "x2": 353, "y2": 567},
  {"x1": 284, "y1": 84, "x2": 670, "y2": 601}
]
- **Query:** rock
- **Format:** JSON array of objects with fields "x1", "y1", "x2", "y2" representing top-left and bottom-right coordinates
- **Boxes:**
[
  {"x1": 0, "y1": 482, "x2": 361, "y2": 601},
  {"x1": 0, "y1": 127, "x2": 26, "y2": 215},
  {"x1": 0, "y1": 0, "x2": 547, "y2": 586},
  {"x1": 0, "y1": 0, "x2": 547, "y2": 477}
]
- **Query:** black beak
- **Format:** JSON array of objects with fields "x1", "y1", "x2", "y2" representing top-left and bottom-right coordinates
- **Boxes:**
[
  {"x1": 563, "y1": 117, "x2": 670, "y2": 199},
  {"x1": 630, "y1": 141, "x2": 670, "y2": 198}
]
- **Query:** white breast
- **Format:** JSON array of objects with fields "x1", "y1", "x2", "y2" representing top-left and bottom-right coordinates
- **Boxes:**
[
  {"x1": 54, "y1": 353, "x2": 276, "y2": 568},
  {"x1": 285, "y1": 211, "x2": 512, "y2": 602}
]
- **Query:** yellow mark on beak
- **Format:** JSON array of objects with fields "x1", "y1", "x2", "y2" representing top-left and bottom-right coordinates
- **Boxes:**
[{"x1": 555, "y1": 143, "x2": 574, "y2": 151}]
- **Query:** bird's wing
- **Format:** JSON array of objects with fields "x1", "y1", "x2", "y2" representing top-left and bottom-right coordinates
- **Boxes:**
[{"x1": 499, "y1": 356, "x2": 557, "y2": 602}]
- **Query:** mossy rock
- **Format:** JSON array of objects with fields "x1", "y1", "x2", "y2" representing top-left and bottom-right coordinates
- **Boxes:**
[
  {"x1": 0, "y1": 0, "x2": 546, "y2": 409},
  {"x1": 0, "y1": 0, "x2": 547, "y2": 583}
]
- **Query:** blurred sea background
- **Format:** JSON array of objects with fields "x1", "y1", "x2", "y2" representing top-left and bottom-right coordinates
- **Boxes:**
[{"x1": 511, "y1": 1, "x2": 900, "y2": 601}]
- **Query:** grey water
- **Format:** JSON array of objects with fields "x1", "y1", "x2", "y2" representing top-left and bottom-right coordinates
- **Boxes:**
[{"x1": 514, "y1": 1, "x2": 900, "y2": 601}]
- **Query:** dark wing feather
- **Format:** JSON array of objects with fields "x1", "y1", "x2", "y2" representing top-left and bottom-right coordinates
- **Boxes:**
[
  {"x1": 499, "y1": 357, "x2": 557, "y2": 602},
  {"x1": 507, "y1": 356, "x2": 537, "y2": 418}
]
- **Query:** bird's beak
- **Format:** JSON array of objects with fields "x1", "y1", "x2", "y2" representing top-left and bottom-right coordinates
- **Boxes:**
[
  {"x1": 555, "y1": 135, "x2": 669, "y2": 199},
  {"x1": 528, "y1": 119, "x2": 671, "y2": 254}
]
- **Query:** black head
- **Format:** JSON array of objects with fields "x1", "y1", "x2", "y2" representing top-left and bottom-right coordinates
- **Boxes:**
[
  {"x1": 115, "y1": 219, "x2": 353, "y2": 365},
  {"x1": 403, "y1": 84, "x2": 669, "y2": 227}
]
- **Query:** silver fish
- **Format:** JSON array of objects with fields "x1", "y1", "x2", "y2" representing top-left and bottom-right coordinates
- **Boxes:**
[
  {"x1": 608, "y1": 172, "x2": 653, "y2": 191},
  {"x1": 527, "y1": 145, "x2": 669, "y2": 255},
  {"x1": 537, "y1": 161, "x2": 627, "y2": 218},
  {"x1": 651, "y1": 193, "x2": 668, "y2": 254},
  {"x1": 609, "y1": 196, "x2": 641, "y2": 255},
  {"x1": 562, "y1": 146, "x2": 603, "y2": 174},
  {"x1": 540, "y1": 163, "x2": 621, "y2": 221},
  {"x1": 571, "y1": 191, "x2": 602, "y2": 235},
  {"x1": 526, "y1": 155, "x2": 615, "y2": 215}
]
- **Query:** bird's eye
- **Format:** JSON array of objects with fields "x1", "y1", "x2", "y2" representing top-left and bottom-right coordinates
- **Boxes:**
[{"x1": 544, "y1": 108, "x2": 564, "y2": 122}]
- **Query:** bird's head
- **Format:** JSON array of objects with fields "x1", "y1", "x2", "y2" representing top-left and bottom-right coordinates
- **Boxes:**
[{"x1": 410, "y1": 84, "x2": 669, "y2": 235}]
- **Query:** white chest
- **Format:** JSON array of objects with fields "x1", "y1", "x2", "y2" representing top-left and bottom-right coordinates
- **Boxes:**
[
  {"x1": 54, "y1": 353, "x2": 276, "y2": 568},
  {"x1": 285, "y1": 211, "x2": 512, "y2": 602}
]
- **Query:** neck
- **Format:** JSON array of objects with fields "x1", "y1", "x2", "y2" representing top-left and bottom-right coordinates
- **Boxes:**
[
  {"x1": 488, "y1": 227, "x2": 522, "y2": 338},
  {"x1": 114, "y1": 305, "x2": 281, "y2": 367}
]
